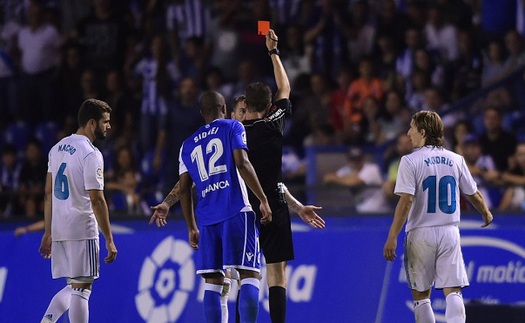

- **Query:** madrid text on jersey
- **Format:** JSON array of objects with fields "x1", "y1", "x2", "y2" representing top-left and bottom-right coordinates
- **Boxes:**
[
  {"x1": 57, "y1": 144, "x2": 76, "y2": 155},
  {"x1": 424, "y1": 155, "x2": 454, "y2": 167}
]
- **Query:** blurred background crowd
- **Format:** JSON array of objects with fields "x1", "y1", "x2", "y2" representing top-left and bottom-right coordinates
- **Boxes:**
[{"x1": 1, "y1": 0, "x2": 525, "y2": 219}]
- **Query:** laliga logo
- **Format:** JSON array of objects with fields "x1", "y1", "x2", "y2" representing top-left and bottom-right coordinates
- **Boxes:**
[
  {"x1": 400, "y1": 236, "x2": 525, "y2": 322},
  {"x1": 135, "y1": 236, "x2": 195, "y2": 322}
]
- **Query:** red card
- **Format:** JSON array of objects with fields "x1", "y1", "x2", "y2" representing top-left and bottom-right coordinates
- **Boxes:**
[{"x1": 258, "y1": 20, "x2": 270, "y2": 36}]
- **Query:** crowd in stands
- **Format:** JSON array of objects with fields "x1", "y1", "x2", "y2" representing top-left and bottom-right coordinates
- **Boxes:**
[{"x1": 1, "y1": 0, "x2": 525, "y2": 218}]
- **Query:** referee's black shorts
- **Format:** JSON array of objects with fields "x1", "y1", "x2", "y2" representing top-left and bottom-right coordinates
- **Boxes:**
[{"x1": 259, "y1": 203, "x2": 294, "y2": 264}]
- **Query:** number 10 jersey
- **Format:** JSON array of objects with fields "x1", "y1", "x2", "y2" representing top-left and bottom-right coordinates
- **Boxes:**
[{"x1": 395, "y1": 146, "x2": 478, "y2": 232}]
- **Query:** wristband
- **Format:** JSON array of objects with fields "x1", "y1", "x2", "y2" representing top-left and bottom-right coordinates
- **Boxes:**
[{"x1": 268, "y1": 48, "x2": 280, "y2": 56}]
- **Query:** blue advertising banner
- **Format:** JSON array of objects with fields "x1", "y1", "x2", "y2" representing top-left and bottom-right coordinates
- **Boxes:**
[{"x1": 0, "y1": 216, "x2": 524, "y2": 322}]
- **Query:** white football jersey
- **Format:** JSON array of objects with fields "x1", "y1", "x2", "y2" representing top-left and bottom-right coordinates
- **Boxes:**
[
  {"x1": 48, "y1": 134, "x2": 104, "y2": 241},
  {"x1": 395, "y1": 146, "x2": 477, "y2": 232}
]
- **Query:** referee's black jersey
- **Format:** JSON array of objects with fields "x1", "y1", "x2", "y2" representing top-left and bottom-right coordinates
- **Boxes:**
[{"x1": 243, "y1": 98, "x2": 292, "y2": 216}]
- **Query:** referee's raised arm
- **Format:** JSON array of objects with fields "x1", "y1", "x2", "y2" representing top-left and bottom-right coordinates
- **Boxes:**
[{"x1": 266, "y1": 29, "x2": 290, "y2": 101}]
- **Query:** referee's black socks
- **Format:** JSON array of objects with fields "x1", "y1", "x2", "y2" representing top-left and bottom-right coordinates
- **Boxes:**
[{"x1": 269, "y1": 286, "x2": 287, "y2": 323}]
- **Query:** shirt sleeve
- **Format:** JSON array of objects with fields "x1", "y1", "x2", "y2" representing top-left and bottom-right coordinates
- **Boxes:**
[
  {"x1": 231, "y1": 121, "x2": 248, "y2": 151},
  {"x1": 265, "y1": 99, "x2": 292, "y2": 134},
  {"x1": 84, "y1": 151, "x2": 104, "y2": 190},
  {"x1": 458, "y1": 156, "x2": 478, "y2": 195},
  {"x1": 178, "y1": 143, "x2": 188, "y2": 176},
  {"x1": 394, "y1": 156, "x2": 416, "y2": 196}
]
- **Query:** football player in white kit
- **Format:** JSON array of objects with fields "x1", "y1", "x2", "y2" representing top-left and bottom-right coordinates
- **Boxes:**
[
  {"x1": 39, "y1": 99, "x2": 118, "y2": 323},
  {"x1": 383, "y1": 111, "x2": 493, "y2": 323}
]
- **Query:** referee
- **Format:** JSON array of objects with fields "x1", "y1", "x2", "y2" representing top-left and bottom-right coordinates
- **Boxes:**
[{"x1": 243, "y1": 29, "x2": 324, "y2": 323}]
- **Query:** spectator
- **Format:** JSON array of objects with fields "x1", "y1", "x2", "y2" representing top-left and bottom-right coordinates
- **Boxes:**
[
  {"x1": 451, "y1": 30, "x2": 482, "y2": 100},
  {"x1": 164, "y1": 77, "x2": 204, "y2": 192},
  {"x1": 383, "y1": 134, "x2": 413, "y2": 203},
  {"x1": 323, "y1": 147, "x2": 391, "y2": 213},
  {"x1": 55, "y1": 42, "x2": 85, "y2": 118},
  {"x1": 0, "y1": 144, "x2": 20, "y2": 217},
  {"x1": 16, "y1": 0, "x2": 60, "y2": 123},
  {"x1": 479, "y1": 106, "x2": 517, "y2": 171},
  {"x1": 329, "y1": 66, "x2": 355, "y2": 136},
  {"x1": 422, "y1": 87, "x2": 461, "y2": 138},
  {"x1": 0, "y1": 4, "x2": 20, "y2": 125},
  {"x1": 344, "y1": 0, "x2": 376, "y2": 64},
  {"x1": 105, "y1": 146, "x2": 145, "y2": 216},
  {"x1": 17, "y1": 138, "x2": 47, "y2": 218},
  {"x1": 70, "y1": 0, "x2": 130, "y2": 77},
  {"x1": 343, "y1": 56, "x2": 384, "y2": 132},
  {"x1": 396, "y1": 26, "x2": 425, "y2": 81},
  {"x1": 381, "y1": 90, "x2": 411, "y2": 142},
  {"x1": 375, "y1": 0, "x2": 409, "y2": 46},
  {"x1": 499, "y1": 142, "x2": 525, "y2": 211},
  {"x1": 424, "y1": 4, "x2": 459, "y2": 63},
  {"x1": 133, "y1": 35, "x2": 181, "y2": 162},
  {"x1": 503, "y1": 29, "x2": 525, "y2": 70},
  {"x1": 450, "y1": 119, "x2": 474, "y2": 155},
  {"x1": 462, "y1": 134, "x2": 500, "y2": 209},
  {"x1": 481, "y1": 37, "x2": 508, "y2": 86},
  {"x1": 406, "y1": 70, "x2": 430, "y2": 112},
  {"x1": 281, "y1": 23, "x2": 311, "y2": 88},
  {"x1": 203, "y1": 66, "x2": 235, "y2": 106}
]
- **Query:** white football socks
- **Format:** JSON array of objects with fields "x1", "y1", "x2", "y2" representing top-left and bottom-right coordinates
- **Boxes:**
[
  {"x1": 414, "y1": 299, "x2": 435, "y2": 323},
  {"x1": 41, "y1": 285, "x2": 72, "y2": 323},
  {"x1": 69, "y1": 288, "x2": 91, "y2": 323},
  {"x1": 445, "y1": 292, "x2": 466, "y2": 323}
]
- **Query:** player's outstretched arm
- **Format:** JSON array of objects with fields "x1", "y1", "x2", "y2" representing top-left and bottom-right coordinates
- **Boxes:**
[
  {"x1": 178, "y1": 172, "x2": 199, "y2": 249},
  {"x1": 149, "y1": 181, "x2": 181, "y2": 227},
  {"x1": 465, "y1": 190, "x2": 493, "y2": 227},
  {"x1": 39, "y1": 173, "x2": 53, "y2": 259},
  {"x1": 283, "y1": 185, "x2": 325, "y2": 229},
  {"x1": 16, "y1": 219, "x2": 45, "y2": 236},
  {"x1": 266, "y1": 29, "x2": 290, "y2": 101},
  {"x1": 89, "y1": 190, "x2": 117, "y2": 264},
  {"x1": 233, "y1": 149, "x2": 272, "y2": 225},
  {"x1": 383, "y1": 193, "x2": 412, "y2": 261}
]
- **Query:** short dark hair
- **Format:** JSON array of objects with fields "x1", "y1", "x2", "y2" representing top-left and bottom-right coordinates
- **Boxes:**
[
  {"x1": 245, "y1": 82, "x2": 272, "y2": 113},
  {"x1": 77, "y1": 99, "x2": 112, "y2": 128},
  {"x1": 412, "y1": 111, "x2": 444, "y2": 147},
  {"x1": 200, "y1": 90, "x2": 225, "y2": 117}
]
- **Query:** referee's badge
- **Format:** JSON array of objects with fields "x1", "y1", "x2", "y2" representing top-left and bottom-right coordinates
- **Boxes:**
[{"x1": 241, "y1": 131, "x2": 247, "y2": 144}]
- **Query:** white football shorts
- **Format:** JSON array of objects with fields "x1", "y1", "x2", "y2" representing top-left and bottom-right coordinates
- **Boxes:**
[
  {"x1": 51, "y1": 239, "x2": 99, "y2": 283},
  {"x1": 404, "y1": 225, "x2": 469, "y2": 291}
]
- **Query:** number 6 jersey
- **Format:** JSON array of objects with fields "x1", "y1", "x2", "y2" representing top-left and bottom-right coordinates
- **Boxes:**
[
  {"x1": 179, "y1": 119, "x2": 253, "y2": 225},
  {"x1": 48, "y1": 134, "x2": 104, "y2": 241},
  {"x1": 394, "y1": 146, "x2": 478, "y2": 232}
]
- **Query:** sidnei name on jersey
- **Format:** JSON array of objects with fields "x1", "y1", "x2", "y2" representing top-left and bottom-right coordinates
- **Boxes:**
[
  {"x1": 57, "y1": 144, "x2": 76, "y2": 155},
  {"x1": 424, "y1": 156, "x2": 454, "y2": 167},
  {"x1": 194, "y1": 126, "x2": 219, "y2": 143}
]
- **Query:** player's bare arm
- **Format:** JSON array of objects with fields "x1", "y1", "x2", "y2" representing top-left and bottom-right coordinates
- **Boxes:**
[
  {"x1": 149, "y1": 180, "x2": 181, "y2": 227},
  {"x1": 178, "y1": 172, "x2": 199, "y2": 249},
  {"x1": 233, "y1": 148, "x2": 272, "y2": 225},
  {"x1": 266, "y1": 29, "x2": 290, "y2": 101},
  {"x1": 284, "y1": 186, "x2": 325, "y2": 229},
  {"x1": 465, "y1": 190, "x2": 494, "y2": 227},
  {"x1": 39, "y1": 172, "x2": 53, "y2": 259},
  {"x1": 384, "y1": 193, "x2": 413, "y2": 261},
  {"x1": 89, "y1": 190, "x2": 117, "y2": 264}
]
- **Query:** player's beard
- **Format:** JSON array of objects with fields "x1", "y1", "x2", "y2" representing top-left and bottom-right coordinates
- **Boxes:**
[{"x1": 94, "y1": 126, "x2": 106, "y2": 141}]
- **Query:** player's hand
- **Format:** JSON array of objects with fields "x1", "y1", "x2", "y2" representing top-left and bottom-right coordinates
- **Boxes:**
[
  {"x1": 481, "y1": 211, "x2": 493, "y2": 228},
  {"x1": 383, "y1": 237, "x2": 397, "y2": 261},
  {"x1": 188, "y1": 228, "x2": 199, "y2": 250},
  {"x1": 104, "y1": 240, "x2": 117, "y2": 264},
  {"x1": 266, "y1": 29, "x2": 278, "y2": 51},
  {"x1": 14, "y1": 226, "x2": 28, "y2": 237},
  {"x1": 149, "y1": 202, "x2": 169, "y2": 227},
  {"x1": 39, "y1": 233, "x2": 52, "y2": 259},
  {"x1": 259, "y1": 201, "x2": 272, "y2": 225},
  {"x1": 298, "y1": 205, "x2": 325, "y2": 229}
]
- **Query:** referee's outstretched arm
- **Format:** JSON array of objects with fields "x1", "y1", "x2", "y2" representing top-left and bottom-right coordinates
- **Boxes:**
[{"x1": 266, "y1": 29, "x2": 290, "y2": 101}]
